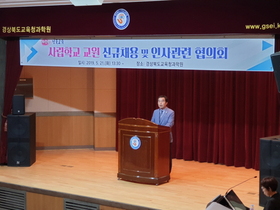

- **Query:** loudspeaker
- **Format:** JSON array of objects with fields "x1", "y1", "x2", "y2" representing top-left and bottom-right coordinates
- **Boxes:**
[
  {"x1": 7, "y1": 113, "x2": 36, "y2": 167},
  {"x1": 12, "y1": 94, "x2": 25, "y2": 115},
  {"x1": 271, "y1": 52, "x2": 280, "y2": 93},
  {"x1": 259, "y1": 137, "x2": 280, "y2": 206}
]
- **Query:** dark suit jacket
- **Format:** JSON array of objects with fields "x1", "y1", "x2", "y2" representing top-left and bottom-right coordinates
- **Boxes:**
[{"x1": 264, "y1": 192, "x2": 280, "y2": 210}]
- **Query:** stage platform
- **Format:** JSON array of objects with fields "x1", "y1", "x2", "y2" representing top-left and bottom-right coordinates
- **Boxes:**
[{"x1": 0, "y1": 149, "x2": 262, "y2": 210}]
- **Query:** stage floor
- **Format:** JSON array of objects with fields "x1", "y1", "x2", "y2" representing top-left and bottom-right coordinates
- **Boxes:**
[{"x1": 0, "y1": 149, "x2": 262, "y2": 210}]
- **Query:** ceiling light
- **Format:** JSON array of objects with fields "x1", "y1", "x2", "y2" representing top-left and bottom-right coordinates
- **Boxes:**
[{"x1": 70, "y1": 0, "x2": 103, "y2": 6}]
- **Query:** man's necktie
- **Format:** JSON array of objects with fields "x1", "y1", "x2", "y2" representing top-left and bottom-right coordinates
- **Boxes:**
[{"x1": 159, "y1": 110, "x2": 163, "y2": 125}]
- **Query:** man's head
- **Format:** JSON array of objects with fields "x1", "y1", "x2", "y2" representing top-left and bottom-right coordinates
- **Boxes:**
[
  {"x1": 261, "y1": 176, "x2": 278, "y2": 197},
  {"x1": 158, "y1": 95, "x2": 168, "y2": 109}
]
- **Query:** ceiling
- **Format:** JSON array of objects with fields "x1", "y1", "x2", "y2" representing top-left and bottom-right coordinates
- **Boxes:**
[{"x1": 0, "y1": 0, "x2": 166, "y2": 8}]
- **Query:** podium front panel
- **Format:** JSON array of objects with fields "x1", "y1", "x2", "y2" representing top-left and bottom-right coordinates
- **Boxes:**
[{"x1": 121, "y1": 133, "x2": 155, "y2": 176}]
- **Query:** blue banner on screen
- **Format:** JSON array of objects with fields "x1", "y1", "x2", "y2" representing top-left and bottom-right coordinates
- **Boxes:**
[{"x1": 20, "y1": 38, "x2": 274, "y2": 71}]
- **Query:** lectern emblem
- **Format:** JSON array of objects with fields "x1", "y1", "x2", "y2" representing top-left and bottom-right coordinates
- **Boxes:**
[{"x1": 130, "y1": 136, "x2": 141, "y2": 150}]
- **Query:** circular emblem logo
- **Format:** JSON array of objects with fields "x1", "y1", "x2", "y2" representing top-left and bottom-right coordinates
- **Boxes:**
[
  {"x1": 41, "y1": 39, "x2": 51, "y2": 46},
  {"x1": 113, "y1": 8, "x2": 130, "y2": 30},
  {"x1": 130, "y1": 136, "x2": 141, "y2": 150}
]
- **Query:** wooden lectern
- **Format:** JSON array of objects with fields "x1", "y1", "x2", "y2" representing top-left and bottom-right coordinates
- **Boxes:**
[{"x1": 117, "y1": 118, "x2": 171, "y2": 185}]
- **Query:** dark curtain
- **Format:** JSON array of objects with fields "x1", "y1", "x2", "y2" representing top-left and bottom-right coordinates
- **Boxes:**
[
  {"x1": 117, "y1": 40, "x2": 280, "y2": 170},
  {"x1": 0, "y1": 38, "x2": 22, "y2": 164}
]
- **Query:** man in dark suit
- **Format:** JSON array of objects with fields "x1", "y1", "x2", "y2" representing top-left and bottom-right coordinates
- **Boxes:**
[
  {"x1": 151, "y1": 95, "x2": 175, "y2": 172},
  {"x1": 261, "y1": 176, "x2": 280, "y2": 210}
]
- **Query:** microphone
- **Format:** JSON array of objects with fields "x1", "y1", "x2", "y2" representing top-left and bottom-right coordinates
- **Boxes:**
[{"x1": 225, "y1": 176, "x2": 257, "y2": 194}]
